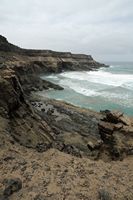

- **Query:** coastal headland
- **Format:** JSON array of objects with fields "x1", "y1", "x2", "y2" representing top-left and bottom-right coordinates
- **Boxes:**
[{"x1": 0, "y1": 35, "x2": 133, "y2": 200}]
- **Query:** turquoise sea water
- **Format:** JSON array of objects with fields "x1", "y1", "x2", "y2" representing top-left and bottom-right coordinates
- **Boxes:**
[{"x1": 40, "y1": 62, "x2": 133, "y2": 116}]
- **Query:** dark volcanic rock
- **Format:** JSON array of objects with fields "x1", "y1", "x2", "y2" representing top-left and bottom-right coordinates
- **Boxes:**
[
  {"x1": 36, "y1": 142, "x2": 52, "y2": 152},
  {"x1": 0, "y1": 70, "x2": 54, "y2": 148},
  {"x1": 98, "y1": 189, "x2": 112, "y2": 200},
  {"x1": 0, "y1": 194, "x2": 9, "y2": 200},
  {"x1": 3, "y1": 178, "x2": 22, "y2": 197},
  {"x1": 106, "y1": 110, "x2": 123, "y2": 123},
  {"x1": 34, "y1": 194, "x2": 46, "y2": 200},
  {"x1": 0, "y1": 35, "x2": 20, "y2": 52}
]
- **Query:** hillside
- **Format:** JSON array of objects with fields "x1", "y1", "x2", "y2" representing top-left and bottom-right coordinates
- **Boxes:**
[{"x1": 0, "y1": 35, "x2": 133, "y2": 200}]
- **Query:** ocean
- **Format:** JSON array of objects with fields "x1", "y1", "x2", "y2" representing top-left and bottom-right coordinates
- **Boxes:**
[{"x1": 39, "y1": 62, "x2": 133, "y2": 116}]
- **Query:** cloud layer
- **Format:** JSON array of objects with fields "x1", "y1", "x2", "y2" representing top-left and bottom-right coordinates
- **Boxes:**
[{"x1": 0, "y1": 0, "x2": 133, "y2": 61}]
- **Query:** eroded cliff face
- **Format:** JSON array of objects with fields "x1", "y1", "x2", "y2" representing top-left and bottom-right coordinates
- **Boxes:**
[
  {"x1": 0, "y1": 35, "x2": 107, "y2": 73},
  {"x1": 0, "y1": 70, "x2": 53, "y2": 150},
  {"x1": 0, "y1": 35, "x2": 133, "y2": 162},
  {"x1": 0, "y1": 35, "x2": 108, "y2": 94},
  {"x1": 0, "y1": 35, "x2": 20, "y2": 53},
  {"x1": 0, "y1": 35, "x2": 133, "y2": 200}
]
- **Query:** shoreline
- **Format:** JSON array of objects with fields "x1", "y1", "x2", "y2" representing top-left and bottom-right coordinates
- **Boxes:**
[
  {"x1": 0, "y1": 35, "x2": 133, "y2": 199},
  {"x1": 0, "y1": 35, "x2": 132, "y2": 159},
  {"x1": 39, "y1": 65, "x2": 133, "y2": 116}
]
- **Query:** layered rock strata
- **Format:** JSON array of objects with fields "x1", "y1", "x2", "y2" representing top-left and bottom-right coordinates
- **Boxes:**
[{"x1": 0, "y1": 35, "x2": 133, "y2": 161}]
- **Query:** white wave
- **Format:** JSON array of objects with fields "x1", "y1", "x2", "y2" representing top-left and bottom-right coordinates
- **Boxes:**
[
  {"x1": 87, "y1": 71, "x2": 133, "y2": 86},
  {"x1": 61, "y1": 70, "x2": 133, "y2": 88},
  {"x1": 59, "y1": 79, "x2": 99, "y2": 96},
  {"x1": 60, "y1": 71, "x2": 89, "y2": 81},
  {"x1": 46, "y1": 75, "x2": 59, "y2": 80},
  {"x1": 109, "y1": 65, "x2": 115, "y2": 68},
  {"x1": 70, "y1": 86, "x2": 99, "y2": 97}
]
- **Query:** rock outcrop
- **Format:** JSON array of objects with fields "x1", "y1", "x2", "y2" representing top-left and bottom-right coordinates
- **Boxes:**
[
  {"x1": 99, "y1": 110, "x2": 133, "y2": 159},
  {"x1": 0, "y1": 35, "x2": 108, "y2": 95},
  {"x1": 0, "y1": 69, "x2": 54, "y2": 149},
  {"x1": 0, "y1": 35, "x2": 20, "y2": 53},
  {"x1": 0, "y1": 35, "x2": 133, "y2": 161},
  {"x1": 0, "y1": 35, "x2": 133, "y2": 200}
]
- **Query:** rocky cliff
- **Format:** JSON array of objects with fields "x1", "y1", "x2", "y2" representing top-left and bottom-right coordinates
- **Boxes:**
[
  {"x1": 0, "y1": 35, "x2": 133, "y2": 200},
  {"x1": 0, "y1": 35, "x2": 107, "y2": 71},
  {"x1": 0, "y1": 35, "x2": 108, "y2": 94},
  {"x1": 0, "y1": 35, "x2": 132, "y2": 160}
]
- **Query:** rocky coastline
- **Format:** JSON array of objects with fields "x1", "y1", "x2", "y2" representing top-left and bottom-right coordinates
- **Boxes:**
[{"x1": 0, "y1": 35, "x2": 133, "y2": 200}]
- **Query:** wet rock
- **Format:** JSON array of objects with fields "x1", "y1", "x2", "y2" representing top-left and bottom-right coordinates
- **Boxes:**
[{"x1": 3, "y1": 178, "x2": 22, "y2": 197}]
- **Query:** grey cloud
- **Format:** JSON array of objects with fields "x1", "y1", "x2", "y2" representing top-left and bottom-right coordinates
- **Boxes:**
[{"x1": 0, "y1": 0, "x2": 133, "y2": 61}]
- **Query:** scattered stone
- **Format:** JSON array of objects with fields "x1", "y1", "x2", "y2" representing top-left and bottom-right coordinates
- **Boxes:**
[
  {"x1": 87, "y1": 140, "x2": 102, "y2": 151},
  {"x1": 34, "y1": 194, "x2": 45, "y2": 200},
  {"x1": 63, "y1": 144, "x2": 81, "y2": 157},
  {"x1": 99, "y1": 189, "x2": 112, "y2": 200},
  {"x1": 52, "y1": 141, "x2": 65, "y2": 151},
  {"x1": 41, "y1": 108, "x2": 45, "y2": 112},
  {"x1": 36, "y1": 142, "x2": 51, "y2": 152},
  {"x1": 3, "y1": 156, "x2": 15, "y2": 162},
  {"x1": 20, "y1": 166, "x2": 27, "y2": 172},
  {"x1": 3, "y1": 178, "x2": 22, "y2": 197}
]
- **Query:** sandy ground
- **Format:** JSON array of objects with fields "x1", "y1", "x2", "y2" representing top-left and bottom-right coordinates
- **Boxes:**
[{"x1": 0, "y1": 141, "x2": 133, "y2": 200}]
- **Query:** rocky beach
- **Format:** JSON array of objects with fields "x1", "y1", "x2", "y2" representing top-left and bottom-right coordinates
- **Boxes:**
[{"x1": 0, "y1": 35, "x2": 133, "y2": 200}]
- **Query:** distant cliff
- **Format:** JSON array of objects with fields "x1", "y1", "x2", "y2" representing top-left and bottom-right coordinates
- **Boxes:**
[
  {"x1": 0, "y1": 35, "x2": 109, "y2": 94},
  {"x1": 0, "y1": 35, "x2": 107, "y2": 72}
]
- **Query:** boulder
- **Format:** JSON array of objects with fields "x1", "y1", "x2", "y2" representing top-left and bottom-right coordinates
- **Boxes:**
[
  {"x1": 87, "y1": 140, "x2": 102, "y2": 151},
  {"x1": 98, "y1": 189, "x2": 112, "y2": 200},
  {"x1": 106, "y1": 110, "x2": 123, "y2": 123},
  {"x1": 98, "y1": 121, "x2": 115, "y2": 135},
  {"x1": 3, "y1": 178, "x2": 22, "y2": 197}
]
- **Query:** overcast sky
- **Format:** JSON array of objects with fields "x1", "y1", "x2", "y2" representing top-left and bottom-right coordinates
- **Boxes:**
[{"x1": 0, "y1": 0, "x2": 133, "y2": 61}]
